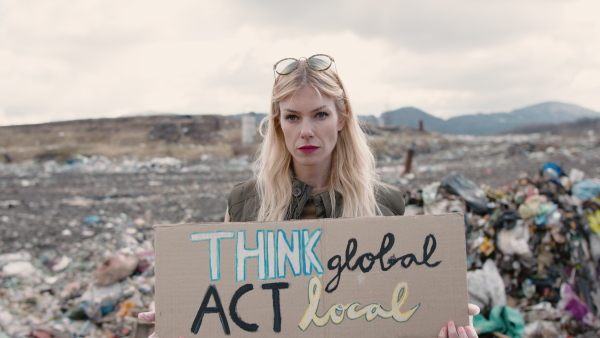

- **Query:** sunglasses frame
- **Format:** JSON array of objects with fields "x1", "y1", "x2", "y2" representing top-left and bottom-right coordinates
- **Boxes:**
[{"x1": 273, "y1": 54, "x2": 336, "y2": 78}]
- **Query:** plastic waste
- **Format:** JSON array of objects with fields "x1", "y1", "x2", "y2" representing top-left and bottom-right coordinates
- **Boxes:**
[
  {"x1": 557, "y1": 283, "x2": 598, "y2": 326},
  {"x1": 51, "y1": 255, "x2": 71, "y2": 272},
  {"x1": 440, "y1": 173, "x2": 490, "y2": 215},
  {"x1": 95, "y1": 254, "x2": 139, "y2": 287},
  {"x1": 572, "y1": 179, "x2": 600, "y2": 201},
  {"x1": 84, "y1": 215, "x2": 100, "y2": 224},
  {"x1": 523, "y1": 320, "x2": 561, "y2": 337},
  {"x1": 0, "y1": 261, "x2": 37, "y2": 278},
  {"x1": 77, "y1": 282, "x2": 123, "y2": 321},
  {"x1": 473, "y1": 305, "x2": 525, "y2": 337},
  {"x1": 467, "y1": 259, "x2": 506, "y2": 311},
  {"x1": 569, "y1": 168, "x2": 586, "y2": 183},
  {"x1": 541, "y1": 162, "x2": 563, "y2": 184},
  {"x1": 496, "y1": 220, "x2": 531, "y2": 256},
  {"x1": 494, "y1": 211, "x2": 521, "y2": 231},
  {"x1": 421, "y1": 182, "x2": 440, "y2": 205}
]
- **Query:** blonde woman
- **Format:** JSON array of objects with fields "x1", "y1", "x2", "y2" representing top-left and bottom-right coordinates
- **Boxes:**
[
  {"x1": 225, "y1": 54, "x2": 478, "y2": 338},
  {"x1": 140, "y1": 54, "x2": 479, "y2": 338},
  {"x1": 226, "y1": 54, "x2": 403, "y2": 222}
]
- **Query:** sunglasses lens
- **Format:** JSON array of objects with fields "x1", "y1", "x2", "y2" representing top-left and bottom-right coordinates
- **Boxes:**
[
  {"x1": 307, "y1": 55, "x2": 332, "y2": 71},
  {"x1": 275, "y1": 59, "x2": 299, "y2": 75}
]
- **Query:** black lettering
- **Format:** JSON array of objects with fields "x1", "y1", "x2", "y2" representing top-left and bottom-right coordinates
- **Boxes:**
[
  {"x1": 191, "y1": 285, "x2": 230, "y2": 335},
  {"x1": 229, "y1": 284, "x2": 258, "y2": 332},
  {"x1": 400, "y1": 254, "x2": 417, "y2": 268},
  {"x1": 325, "y1": 238, "x2": 358, "y2": 293},
  {"x1": 356, "y1": 253, "x2": 376, "y2": 272},
  {"x1": 378, "y1": 233, "x2": 396, "y2": 271},
  {"x1": 345, "y1": 238, "x2": 358, "y2": 271},
  {"x1": 325, "y1": 233, "x2": 441, "y2": 293},
  {"x1": 262, "y1": 282, "x2": 289, "y2": 333},
  {"x1": 423, "y1": 234, "x2": 442, "y2": 267},
  {"x1": 326, "y1": 255, "x2": 343, "y2": 293}
]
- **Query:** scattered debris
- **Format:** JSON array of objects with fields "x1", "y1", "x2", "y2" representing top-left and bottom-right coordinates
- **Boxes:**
[{"x1": 1, "y1": 131, "x2": 599, "y2": 337}]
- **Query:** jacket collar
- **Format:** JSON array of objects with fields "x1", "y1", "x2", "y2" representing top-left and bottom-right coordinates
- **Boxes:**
[{"x1": 286, "y1": 177, "x2": 342, "y2": 220}]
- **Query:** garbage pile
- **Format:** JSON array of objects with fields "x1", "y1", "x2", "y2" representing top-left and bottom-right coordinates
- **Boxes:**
[
  {"x1": 0, "y1": 237, "x2": 156, "y2": 337},
  {"x1": 405, "y1": 164, "x2": 600, "y2": 337},
  {"x1": 1, "y1": 143, "x2": 600, "y2": 337},
  {"x1": 0, "y1": 155, "x2": 254, "y2": 337}
]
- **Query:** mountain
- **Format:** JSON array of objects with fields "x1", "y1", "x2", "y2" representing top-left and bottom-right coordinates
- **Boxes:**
[
  {"x1": 381, "y1": 102, "x2": 600, "y2": 135},
  {"x1": 381, "y1": 107, "x2": 447, "y2": 131}
]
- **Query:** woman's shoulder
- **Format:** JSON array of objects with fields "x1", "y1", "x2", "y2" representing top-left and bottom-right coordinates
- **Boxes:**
[
  {"x1": 375, "y1": 183, "x2": 405, "y2": 216},
  {"x1": 228, "y1": 178, "x2": 258, "y2": 206},
  {"x1": 227, "y1": 178, "x2": 259, "y2": 222}
]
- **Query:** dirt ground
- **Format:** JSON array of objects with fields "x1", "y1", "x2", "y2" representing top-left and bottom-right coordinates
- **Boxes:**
[{"x1": 1, "y1": 131, "x2": 598, "y2": 256}]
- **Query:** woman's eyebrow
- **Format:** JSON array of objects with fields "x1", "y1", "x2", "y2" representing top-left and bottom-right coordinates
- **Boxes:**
[
  {"x1": 282, "y1": 105, "x2": 330, "y2": 114},
  {"x1": 311, "y1": 105, "x2": 329, "y2": 112}
]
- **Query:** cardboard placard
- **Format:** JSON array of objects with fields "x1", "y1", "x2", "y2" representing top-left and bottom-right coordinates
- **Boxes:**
[{"x1": 154, "y1": 214, "x2": 469, "y2": 337}]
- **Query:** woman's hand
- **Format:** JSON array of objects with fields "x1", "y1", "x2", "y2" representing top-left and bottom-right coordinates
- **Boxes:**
[
  {"x1": 437, "y1": 304, "x2": 480, "y2": 338},
  {"x1": 138, "y1": 312, "x2": 157, "y2": 338}
]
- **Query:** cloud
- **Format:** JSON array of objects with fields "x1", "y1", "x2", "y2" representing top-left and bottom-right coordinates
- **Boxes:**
[
  {"x1": 0, "y1": 0, "x2": 599, "y2": 125},
  {"x1": 228, "y1": 0, "x2": 562, "y2": 52}
]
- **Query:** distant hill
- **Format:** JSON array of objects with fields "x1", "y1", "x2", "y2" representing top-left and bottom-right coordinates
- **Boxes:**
[
  {"x1": 0, "y1": 114, "x2": 243, "y2": 162},
  {"x1": 506, "y1": 117, "x2": 600, "y2": 134},
  {"x1": 382, "y1": 107, "x2": 447, "y2": 131},
  {"x1": 381, "y1": 102, "x2": 600, "y2": 135}
]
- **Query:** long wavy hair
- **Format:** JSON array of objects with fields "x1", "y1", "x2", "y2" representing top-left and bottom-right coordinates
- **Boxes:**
[{"x1": 255, "y1": 59, "x2": 383, "y2": 221}]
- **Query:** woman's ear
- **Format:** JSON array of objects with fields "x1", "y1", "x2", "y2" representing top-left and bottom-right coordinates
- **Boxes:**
[
  {"x1": 338, "y1": 117, "x2": 346, "y2": 131},
  {"x1": 338, "y1": 107, "x2": 348, "y2": 131}
]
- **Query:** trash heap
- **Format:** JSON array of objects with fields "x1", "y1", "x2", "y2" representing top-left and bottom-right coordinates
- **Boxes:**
[
  {"x1": 404, "y1": 163, "x2": 600, "y2": 337},
  {"x1": 1, "y1": 151, "x2": 600, "y2": 337},
  {"x1": 0, "y1": 228, "x2": 157, "y2": 337},
  {"x1": 0, "y1": 155, "x2": 253, "y2": 337}
]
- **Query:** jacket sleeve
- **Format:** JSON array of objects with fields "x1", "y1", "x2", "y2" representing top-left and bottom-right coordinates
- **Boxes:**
[
  {"x1": 227, "y1": 178, "x2": 259, "y2": 222},
  {"x1": 376, "y1": 184, "x2": 405, "y2": 216}
]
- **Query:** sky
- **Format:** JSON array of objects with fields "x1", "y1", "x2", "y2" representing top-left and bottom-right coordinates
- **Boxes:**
[{"x1": 1, "y1": 0, "x2": 599, "y2": 126}]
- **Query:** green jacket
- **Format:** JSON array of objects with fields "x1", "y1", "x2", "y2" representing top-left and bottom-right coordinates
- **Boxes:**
[{"x1": 227, "y1": 178, "x2": 405, "y2": 222}]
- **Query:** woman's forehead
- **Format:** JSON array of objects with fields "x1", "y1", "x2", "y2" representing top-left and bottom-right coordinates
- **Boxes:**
[{"x1": 280, "y1": 86, "x2": 334, "y2": 110}]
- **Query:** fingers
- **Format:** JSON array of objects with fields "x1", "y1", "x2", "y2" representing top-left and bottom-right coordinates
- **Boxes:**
[
  {"x1": 465, "y1": 326, "x2": 478, "y2": 338},
  {"x1": 438, "y1": 325, "x2": 447, "y2": 338},
  {"x1": 439, "y1": 322, "x2": 477, "y2": 338},
  {"x1": 447, "y1": 321, "x2": 459, "y2": 338},
  {"x1": 138, "y1": 311, "x2": 156, "y2": 323},
  {"x1": 457, "y1": 326, "x2": 469, "y2": 338},
  {"x1": 468, "y1": 303, "x2": 480, "y2": 316}
]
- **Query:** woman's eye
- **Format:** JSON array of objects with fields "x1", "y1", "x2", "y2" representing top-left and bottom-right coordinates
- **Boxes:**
[
  {"x1": 315, "y1": 111, "x2": 329, "y2": 118},
  {"x1": 285, "y1": 115, "x2": 298, "y2": 121}
]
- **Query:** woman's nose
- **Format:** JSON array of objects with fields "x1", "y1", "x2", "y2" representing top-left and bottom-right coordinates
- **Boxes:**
[{"x1": 300, "y1": 120, "x2": 314, "y2": 138}]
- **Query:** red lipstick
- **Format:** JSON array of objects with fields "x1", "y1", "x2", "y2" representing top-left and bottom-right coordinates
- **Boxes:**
[{"x1": 299, "y1": 146, "x2": 319, "y2": 154}]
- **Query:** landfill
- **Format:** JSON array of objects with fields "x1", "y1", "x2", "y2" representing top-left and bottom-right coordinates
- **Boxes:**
[{"x1": 1, "y1": 130, "x2": 600, "y2": 337}]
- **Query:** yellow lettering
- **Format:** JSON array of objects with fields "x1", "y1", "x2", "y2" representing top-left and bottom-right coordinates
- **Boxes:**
[{"x1": 298, "y1": 277, "x2": 420, "y2": 330}]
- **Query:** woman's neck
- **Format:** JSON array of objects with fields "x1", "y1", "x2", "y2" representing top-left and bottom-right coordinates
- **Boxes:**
[{"x1": 292, "y1": 161, "x2": 331, "y2": 189}]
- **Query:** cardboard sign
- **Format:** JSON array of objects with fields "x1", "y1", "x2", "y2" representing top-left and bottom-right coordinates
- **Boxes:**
[{"x1": 154, "y1": 214, "x2": 469, "y2": 337}]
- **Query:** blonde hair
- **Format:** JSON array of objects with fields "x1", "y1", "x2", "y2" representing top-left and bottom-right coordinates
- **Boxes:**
[{"x1": 255, "y1": 60, "x2": 383, "y2": 221}]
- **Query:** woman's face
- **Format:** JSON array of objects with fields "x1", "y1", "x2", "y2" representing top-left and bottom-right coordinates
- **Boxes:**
[{"x1": 279, "y1": 85, "x2": 345, "y2": 173}]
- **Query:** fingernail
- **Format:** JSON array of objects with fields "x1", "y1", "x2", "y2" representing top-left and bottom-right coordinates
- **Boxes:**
[
  {"x1": 458, "y1": 327, "x2": 465, "y2": 335},
  {"x1": 448, "y1": 321, "x2": 455, "y2": 329},
  {"x1": 465, "y1": 326, "x2": 472, "y2": 333}
]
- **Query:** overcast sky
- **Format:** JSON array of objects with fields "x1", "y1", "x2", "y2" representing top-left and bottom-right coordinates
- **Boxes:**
[{"x1": 1, "y1": 0, "x2": 599, "y2": 126}]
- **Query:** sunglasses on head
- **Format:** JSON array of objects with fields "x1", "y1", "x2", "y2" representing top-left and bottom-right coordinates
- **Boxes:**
[{"x1": 273, "y1": 54, "x2": 335, "y2": 77}]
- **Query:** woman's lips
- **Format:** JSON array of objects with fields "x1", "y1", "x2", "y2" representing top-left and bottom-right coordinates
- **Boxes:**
[{"x1": 299, "y1": 146, "x2": 319, "y2": 154}]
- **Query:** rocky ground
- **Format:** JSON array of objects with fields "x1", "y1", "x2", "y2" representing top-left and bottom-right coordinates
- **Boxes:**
[{"x1": 1, "y1": 130, "x2": 599, "y2": 337}]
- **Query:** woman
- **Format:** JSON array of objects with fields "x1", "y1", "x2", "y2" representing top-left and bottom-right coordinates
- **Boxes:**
[
  {"x1": 226, "y1": 54, "x2": 404, "y2": 222},
  {"x1": 140, "y1": 54, "x2": 479, "y2": 338}
]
